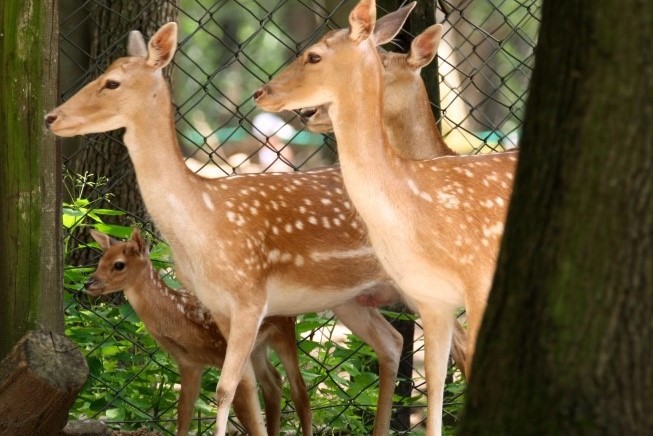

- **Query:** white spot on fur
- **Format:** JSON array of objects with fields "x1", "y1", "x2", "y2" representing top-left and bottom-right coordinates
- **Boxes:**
[
  {"x1": 202, "y1": 192, "x2": 215, "y2": 211},
  {"x1": 309, "y1": 246, "x2": 375, "y2": 262},
  {"x1": 482, "y1": 222, "x2": 504, "y2": 238},
  {"x1": 322, "y1": 217, "x2": 331, "y2": 229},
  {"x1": 268, "y1": 249, "x2": 281, "y2": 263},
  {"x1": 437, "y1": 192, "x2": 460, "y2": 209},
  {"x1": 480, "y1": 199, "x2": 495, "y2": 208}
]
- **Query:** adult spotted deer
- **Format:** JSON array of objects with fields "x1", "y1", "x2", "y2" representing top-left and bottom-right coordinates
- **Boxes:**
[
  {"x1": 86, "y1": 229, "x2": 311, "y2": 436},
  {"x1": 302, "y1": 24, "x2": 474, "y2": 374},
  {"x1": 45, "y1": 8, "x2": 457, "y2": 435},
  {"x1": 254, "y1": 1, "x2": 517, "y2": 434}
]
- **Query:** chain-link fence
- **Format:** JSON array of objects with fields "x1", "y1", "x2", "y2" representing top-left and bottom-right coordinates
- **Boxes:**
[{"x1": 59, "y1": 0, "x2": 540, "y2": 434}]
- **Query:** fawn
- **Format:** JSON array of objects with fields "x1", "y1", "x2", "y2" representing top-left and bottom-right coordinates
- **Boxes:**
[
  {"x1": 254, "y1": 1, "x2": 517, "y2": 434},
  {"x1": 86, "y1": 229, "x2": 311, "y2": 435}
]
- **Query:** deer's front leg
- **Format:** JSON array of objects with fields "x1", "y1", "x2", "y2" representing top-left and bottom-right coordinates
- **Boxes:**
[
  {"x1": 419, "y1": 303, "x2": 456, "y2": 436},
  {"x1": 212, "y1": 305, "x2": 266, "y2": 436},
  {"x1": 231, "y1": 359, "x2": 268, "y2": 436}
]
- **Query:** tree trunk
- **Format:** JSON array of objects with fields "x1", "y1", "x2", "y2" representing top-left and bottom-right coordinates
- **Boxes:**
[
  {"x1": 0, "y1": 0, "x2": 62, "y2": 358},
  {"x1": 459, "y1": 0, "x2": 653, "y2": 434},
  {"x1": 69, "y1": 1, "x2": 178, "y2": 266},
  {"x1": 0, "y1": 330, "x2": 88, "y2": 436}
]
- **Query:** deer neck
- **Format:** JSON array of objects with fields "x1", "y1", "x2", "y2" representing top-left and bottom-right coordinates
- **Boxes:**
[
  {"x1": 385, "y1": 82, "x2": 454, "y2": 159},
  {"x1": 121, "y1": 82, "x2": 207, "y2": 240},
  {"x1": 121, "y1": 262, "x2": 166, "y2": 318},
  {"x1": 328, "y1": 49, "x2": 404, "y2": 195}
]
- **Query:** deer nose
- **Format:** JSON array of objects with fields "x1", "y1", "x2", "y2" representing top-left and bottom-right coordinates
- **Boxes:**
[
  {"x1": 84, "y1": 278, "x2": 96, "y2": 290},
  {"x1": 252, "y1": 87, "x2": 267, "y2": 101},
  {"x1": 45, "y1": 114, "x2": 57, "y2": 128}
]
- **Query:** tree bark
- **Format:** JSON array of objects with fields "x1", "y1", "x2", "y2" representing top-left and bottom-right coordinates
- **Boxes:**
[
  {"x1": 0, "y1": 0, "x2": 62, "y2": 358},
  {"x1": 68, "y1": 1, "x2": 178, "y2": 266},
  {"x1": 0, "y1": 330, "x2": 88, "y2": 436},
  {"x1": 459, "y1": 0, "x2": 653, "y2": 434}
]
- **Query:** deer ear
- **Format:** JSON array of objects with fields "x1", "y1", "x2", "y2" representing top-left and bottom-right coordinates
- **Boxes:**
[
  {"x1": 90, "y1": 230, "x2": 115, "y2": 252},
  {"x1": 130, "y1": 229, "x2": 149, "y2": 257},
  {"x1": 373, "y1": 1, "x2": 415, "y2": 46},
  {"x1": 146, "y1": 22, "x2": 178, "y2": 69},
  {"x1": 407, "y1": 24, "x2": 443, "y2": 70},
  {"x1": 127, "y1": 30, "x2": 148, "y2": 57},
  {"x1": 348, "y1": 0, "x2": 376, "y2": 44}
]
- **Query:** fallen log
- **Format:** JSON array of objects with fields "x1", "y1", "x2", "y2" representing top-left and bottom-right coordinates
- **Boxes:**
[{"x1": 0, "y1": 330, "x2": 88, "y2": 436}]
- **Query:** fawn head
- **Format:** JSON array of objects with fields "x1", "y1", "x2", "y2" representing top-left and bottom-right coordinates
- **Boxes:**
[
  {"x1": 45, "y1": 22, "x2": 178, "y2": 136},
  {"x1": 85, "y1": 229, "x2": 150, "y2": 296},
  {"x1": 254, "y1": 0, "x2": 413, "y2": 113},
  {"x1": 301, "y1": 22, "x2": 443, "y2": 134}
]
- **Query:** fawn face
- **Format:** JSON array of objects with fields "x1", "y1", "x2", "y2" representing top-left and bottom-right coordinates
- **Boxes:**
[{"x1": 85, "y1": 229, "x2": 150, "y2": 297}]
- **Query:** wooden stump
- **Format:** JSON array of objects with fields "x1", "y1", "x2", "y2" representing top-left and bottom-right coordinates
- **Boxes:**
[{"x1": 0, "y1": 330, "x2": 88, "y2": 436}]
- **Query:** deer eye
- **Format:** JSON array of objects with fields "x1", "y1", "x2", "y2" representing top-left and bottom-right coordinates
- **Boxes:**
[
  {"x1": 104, "y1": 80, "x2": 121, "y2": 90},
  {"x1": 113, "y1": 261, "x2": 125, "y2": 271},
  {"x1": 307, "y1": 53, "x2": 321, "y2": 64}
]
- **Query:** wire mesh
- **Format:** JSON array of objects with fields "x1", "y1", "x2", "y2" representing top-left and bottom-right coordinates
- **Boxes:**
[{"x1": 59, "y1": 0, "x2": 541, "y2": 434}]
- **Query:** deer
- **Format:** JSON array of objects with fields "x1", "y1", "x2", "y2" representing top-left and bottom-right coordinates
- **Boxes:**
[
  {"x1": 86, "y1": 229, "x2": 311, "y2": 436},
  {"x1": 253, "y1": 1, "x2": 518, "y2": 434},
  {"x1": 301, "y1": 24, "x2": 473, "y2": 374},
  {"x1": 44, "y1": 7, "x2": 462, "y2": 435}
]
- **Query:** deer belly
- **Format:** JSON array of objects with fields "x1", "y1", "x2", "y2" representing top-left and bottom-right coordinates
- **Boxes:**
[
  {"x1": 265, "y1": 275, "x2": 385, "y2": 316},
  {"x1": 370, "y1": 234, "x2": 465, "y2": 309}
]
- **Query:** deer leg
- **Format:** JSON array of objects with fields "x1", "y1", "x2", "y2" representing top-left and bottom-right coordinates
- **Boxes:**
[
  {"x1": 462, "y1": 294, "x2": 487, "y2": 379},
  {"x1": 212, "y1": 307, "x2": 266, "y2": 436},
  {"x1": 268, "y1": 317, "x2": 313, "y2": 435},
  {"x1": 419, "y1": 304, "x2": 456, "y2": 436},
  {"x1": 450, "y1": 320, "x2": 468, "y2": 380},
  {"x1": 333, "y1": 302, "x2": 402, "y2": 436},
  {"x1": 250, "y1": 344, "x2": 283, "y2": 435},
  {"x1": 231, "y1": 361, "x2": 268, "y2": 436},
  {"x1": 177, "y1": 365, "x2": 203, "y2": 436}
]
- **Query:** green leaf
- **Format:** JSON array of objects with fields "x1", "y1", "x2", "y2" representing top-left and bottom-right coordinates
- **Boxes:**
[{"x1": 93, "y1": 223, "x2": 134, "y2": 239}]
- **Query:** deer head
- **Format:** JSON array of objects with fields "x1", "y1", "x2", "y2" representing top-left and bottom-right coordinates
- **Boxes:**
[
  {"x1": 85, "y1": 229, "x2": 150, "y2": 296},
  {"x1": 45, "y1": 22, "x2": 178, "y2": 136},
  {"x1": 253, "y1": 0, "x2": 412, "y2": 114}
]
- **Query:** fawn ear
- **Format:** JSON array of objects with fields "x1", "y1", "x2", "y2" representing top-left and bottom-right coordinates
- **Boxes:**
[
  {"x1": 128, "y1": 30, "x2": 148, "y2": 57},
  {"x1": 348, "y1": 0, "x2": 376, "y2": 44},
  {"x1": 373, "y1": 1, "x2": 415, "y2": 46},
  {"x1": 90, "y1": 230, "x2": 115, "y2": 252},
  {"x1": 130, "y1": 229, "x2": 149, "y2": 257},
  {"x1": 407, "y1": 24, "x2": 443, "y2": 70},
  {"x1": 146, "y1": 22, "x2": 178, "y2": 69}
]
